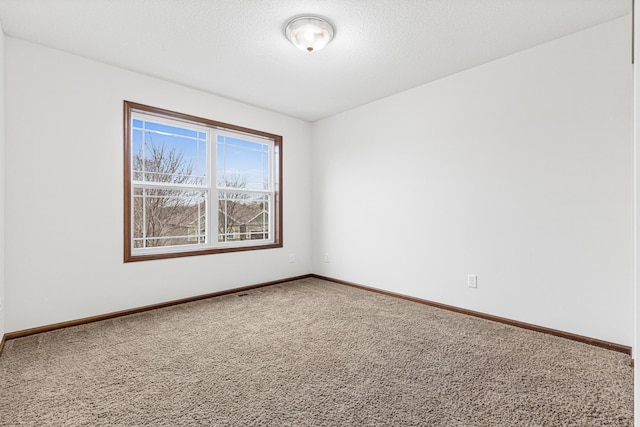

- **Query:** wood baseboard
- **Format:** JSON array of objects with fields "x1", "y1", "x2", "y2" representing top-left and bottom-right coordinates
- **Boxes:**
[
  {"x1": 4, "y1": 274, "x2": 313, "y2": 342},
  {"x1": 312, "y1": 274, "x2": 632, "y2": 356},
  {"x1": 2, "y1": 273, "x2": 632, "y2": 358}
]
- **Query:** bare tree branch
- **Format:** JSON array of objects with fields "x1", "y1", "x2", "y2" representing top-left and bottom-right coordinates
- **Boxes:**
[
  {"x1": 133, "y1": 140, "x2": 199, "y2": 247},
  {"x1": 218, "y1": 173, "x2": 250, "y2": 240}
]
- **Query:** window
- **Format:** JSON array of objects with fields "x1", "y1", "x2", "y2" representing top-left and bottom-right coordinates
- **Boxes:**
[{"x1": 124, "y1": 101, "x2": 282, "y2": 262}]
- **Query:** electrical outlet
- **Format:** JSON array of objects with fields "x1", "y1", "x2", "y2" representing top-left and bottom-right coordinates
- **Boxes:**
[
  {"x1": 289, "y1": 254, "x2": 295, "y2": 263},
  {"x1": 325, "y1": 254, "x2": 330, "y2": 263},
  {"x1": 467, "y1": 274, "x2": 477, "y2": 288}
]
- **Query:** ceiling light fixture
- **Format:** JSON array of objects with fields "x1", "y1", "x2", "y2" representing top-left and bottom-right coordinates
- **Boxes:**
[{"x1": 285, "y1": 16, "x2": 335, "y2": 53}]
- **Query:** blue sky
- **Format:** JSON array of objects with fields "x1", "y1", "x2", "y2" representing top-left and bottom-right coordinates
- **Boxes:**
[{"x1": 132, "y1": 118, "x2": 270, "y2": 189}]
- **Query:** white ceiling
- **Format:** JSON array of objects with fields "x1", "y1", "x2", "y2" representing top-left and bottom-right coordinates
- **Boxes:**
[{"x1": 0, "y1": 0, "x2": 631, "y2": 122}]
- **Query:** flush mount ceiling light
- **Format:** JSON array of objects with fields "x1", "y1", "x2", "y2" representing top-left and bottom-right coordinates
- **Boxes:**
[{"x1": 285, "y1": 15, "x2": 335, "y2": 53}]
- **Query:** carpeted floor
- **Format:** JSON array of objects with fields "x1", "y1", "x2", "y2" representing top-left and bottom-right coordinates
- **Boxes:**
[{"x1": 0, "y1": 277, "x2": 633, "y2": 426}]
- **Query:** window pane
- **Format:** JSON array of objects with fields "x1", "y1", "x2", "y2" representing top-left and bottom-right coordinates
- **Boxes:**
[
  {"x1": 217, "y1": 192, "x2": 270, "y2": 242},
  {"x1": 126, "y1": 102, "x2": 282, "y2": 261},
  {"x1": 133, "y1": 187, "x2": 207, "y2": 248},
  {"x1": 132, "y1": 118, "x2": 207, "y2": 186},
  {"x1": 132, "y1": 129, "x2": 143, "y2": 181},
  {"x1": 144, "y1": 121, "x2": 198, "y2": 139},
  {"x1": 217, "y1": 135, "x2": 270, "y2": 191}
]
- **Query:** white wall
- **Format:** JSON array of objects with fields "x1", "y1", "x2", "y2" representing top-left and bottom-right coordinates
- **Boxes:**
[
  {"x1": 634, "y1": 2, "x2": 640, "y2": 424},
  {"x1": 0, "y1": 22, "x2": 5, "y2": 339},
  {"x1": 4, "y1": 38, "x2": 312, "y2": 332},
  {"x1": 2, "y1": 16, "x2": 633, "y2": 349},
  {"x1": 312, "y1": 16, "x2": 633, "y2": 346}
]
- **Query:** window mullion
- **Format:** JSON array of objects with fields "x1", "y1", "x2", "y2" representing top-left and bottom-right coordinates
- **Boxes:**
[
  {"x1": 132, "y1": 181, "x2": 207, "y2": 191},
  {"x1": 209, "y1": 129, "x2": 217, "y2": 247},
  {"x1": 142, "y1": 187, "x2": 147, "y2": 248},
  {"x1": 214, "y1": 187, "x2": 272, "y2": 194}
]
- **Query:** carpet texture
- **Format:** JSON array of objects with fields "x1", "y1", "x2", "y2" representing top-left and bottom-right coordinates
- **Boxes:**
[{"x1": 0, "y1": 278, "x2": 633, "y2": 426}]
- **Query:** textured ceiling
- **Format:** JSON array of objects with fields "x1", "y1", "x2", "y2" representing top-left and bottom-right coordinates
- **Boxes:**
[{"x1": 0, "y1": 0, "x2": 631, "y2": 122}]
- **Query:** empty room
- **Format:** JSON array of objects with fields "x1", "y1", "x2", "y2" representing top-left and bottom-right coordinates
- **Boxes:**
[{"x1": 0, "y1": 0, "x2": 637, "y2": 425}]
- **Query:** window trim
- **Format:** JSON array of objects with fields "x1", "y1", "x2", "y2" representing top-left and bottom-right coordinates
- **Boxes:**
[{"x1": 123, "y1": 101, "x2": 283, "y2": 262}]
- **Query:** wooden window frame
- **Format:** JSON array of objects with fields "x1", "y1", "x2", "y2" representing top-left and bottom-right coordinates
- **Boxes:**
[{"x1": 123, "y1": 101, "x2": 282, "y2": 262}]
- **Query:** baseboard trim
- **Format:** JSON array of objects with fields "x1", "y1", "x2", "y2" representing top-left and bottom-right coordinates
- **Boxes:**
[
  {"x1": 2, "y1": 273, "x2": 632, "y2": 357},
  {"x1": 312, "y1": 274, "x2": 632, "y2": 356},
  {"x1": 4, "y1": 274, "x2": 313, "y2": 341}
]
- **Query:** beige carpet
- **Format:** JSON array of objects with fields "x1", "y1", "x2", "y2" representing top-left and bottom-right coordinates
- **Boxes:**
[{"x1": 0, "y1": 277, "x2": 633, "y2": 426}]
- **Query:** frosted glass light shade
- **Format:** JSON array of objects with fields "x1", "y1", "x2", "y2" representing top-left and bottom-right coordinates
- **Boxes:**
[{"x1": 285, "y1": 16, "x2": 335, "y2": 53}]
